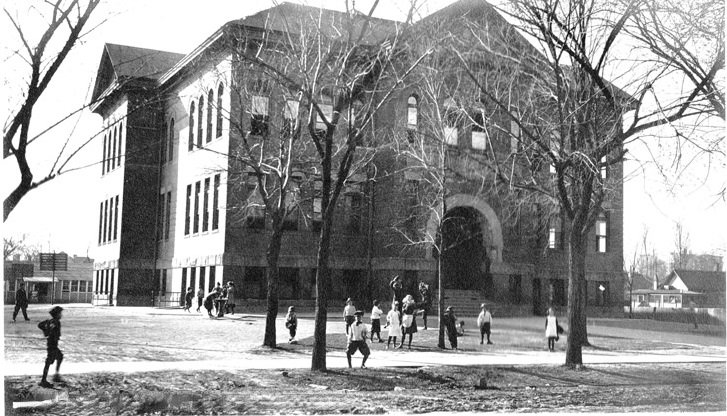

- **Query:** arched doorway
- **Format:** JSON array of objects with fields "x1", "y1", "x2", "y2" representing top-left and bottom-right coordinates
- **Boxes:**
[{"x1": 440, "y1": 206, "x2": 489, "y2": 290}]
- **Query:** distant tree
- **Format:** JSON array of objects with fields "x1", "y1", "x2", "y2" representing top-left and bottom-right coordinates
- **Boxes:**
[
  {"x1": 3, "y1": 0, "x2": 102, "y2": 221},
  {"x1": 3, "y1": 235, "x2": 40, "y2": 261},
  {"x1": 670, "y1": 221, "x2": 691, "y2": 269}
]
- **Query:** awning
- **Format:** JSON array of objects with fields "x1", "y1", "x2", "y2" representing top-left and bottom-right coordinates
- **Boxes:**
[{"x1": 22, "y1": 277, "x2": 55, "y2": 283}]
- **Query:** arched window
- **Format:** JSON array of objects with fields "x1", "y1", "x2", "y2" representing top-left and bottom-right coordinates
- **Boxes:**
[
  {"x1": 161, "y1": 121, "x2": 167, "y2": 164},
  {"x1": 117, "y1": 122, "x2": 123, "y2": 166},
  {"x1": 168, "y1": 118, "x2": 175, "y2": 162},
  {"x1": 216, "y1": 84, "x2": 224, "y2": 137},
  {"x1": 188, "y1": 101, "x2": 195, "y2": 151},
  {"x1": 596, "y1": 212, "x2": 609, "y2": 253},
  {"x1": 443, "y1": 98, "x2": 458, "y2": 146},
  {"x1": 102, "y1": 132, "x2": 107, "y2": 175},
  {"x1": 407, "y1": 95, "x2": 418, "y2": 141},
  {"x1": 206, "y1": 89, "x2": 213, "y2": 143},
  {"x1": 197, "y1": 95, "x2": 204, "y2": 148},
  {"x1": 110, "y1": 125, "x2": 117, "y2": 170}
]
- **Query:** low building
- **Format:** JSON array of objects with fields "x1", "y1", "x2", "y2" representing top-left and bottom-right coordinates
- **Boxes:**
[
  {"x1": 3, "y1": 254, "x2": 94, "y2": 304},
  {"x1": 629, "y1": 269, "x2": 726, "y2": 310}
]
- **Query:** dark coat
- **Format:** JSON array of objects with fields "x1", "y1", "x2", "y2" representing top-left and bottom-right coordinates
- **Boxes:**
[{"x1": 16, "y1": 288, "x2": 28, "y2": 307}]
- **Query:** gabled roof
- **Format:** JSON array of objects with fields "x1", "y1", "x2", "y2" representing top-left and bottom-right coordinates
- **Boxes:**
[
  {"x1": 666, "y1": 269, "x2": 726, "y2": 293},
  {"x1": 91, "y1": 43, "x2": 185, "y2": 110},
  {"x1": 231, "y1": 2, "x2": 398, "y2": 46}
]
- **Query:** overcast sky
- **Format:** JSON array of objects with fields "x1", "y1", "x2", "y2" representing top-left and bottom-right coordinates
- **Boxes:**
[{"x1": 2, "y1": 0, "x2": 724, "y2": 263}]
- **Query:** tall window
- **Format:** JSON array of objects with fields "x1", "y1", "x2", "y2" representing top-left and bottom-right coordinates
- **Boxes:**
[
  {"x1": 193, "y1": 181, "x2": 201, "y2": 233},
  {"x1": 160, "y1": 121, "x2": 167, "y2": 165},
  {"x1": 407, "y1": 95, "x2": 418, "y2": 141},
  {"x1": 102, "y1": 132, "x2": 107, "y2": 174},
  {"x1": 157, "y1": 191, "x2": 165, "y2": 241},
  {"x1": 250, "y1": 95, "x2": 269, "y2": 136},
  {"x1": 596, "y1": 281, "x2": 609, "y2": 306},
  {"x1": 197, "y1": 95, "x2": 204, "y2": 148},
  {"x1": 98, "y1": 202, "x2": 103, "y2": 244},
  {"x1": 188, "y1": 102, "x2": 195, "y2": 151},
  {"x1": 111, "y1": 126, "x2": 117, "y2": 170},
  {"x1": 283, "y1": 99, "x2": 299, "y2": 137},
  {"x1": 212, "y1": 174, "x2": 220, "y2": 230},
  {"x1": 181, "y1": 268, "x2": 187, "y2": 297},
  {"x1": 548, "y1": 215, "x2": 562, "y2": 249},
  {"x1": 113, "y1": 196, "x2": 119, "y2": 240},
  {"x1": 207, "y1": 266, "x2": 215, "y2": 292},
  {"x1": 185, "y1": 184, "x2": 192, "y2": 235},
  {"x1": 246, "y1": 173, "x2": 265, "y2": 228},
  {"x1": 202, "y1": 178, "x2": 210, "y2": 232},
  {"x1": 102, "y1": 199, "x2": 109, "y2": 243},
  {"x1": 216, "y1": 84, "x2": 224, "y2": 138},
  {"x1": 443, "y1": 98, "x2": 458, "y2": 145},
  {"x1": 168, "y1": 119, "x2": 174, "y2": 162},
  {"x1": 600, "y1": 155, "x2": 608, "y2": 179},
  {"x1": 596, "y1": 212, "x2": 608, "y2": 252},
  {"x1": 471, "y1": 110, "x2": 487, "y2": 150},
  {"x1": 117, "y1": 122, "x2": 123, "y2": 166},
  {"x1": 509, "y1": 275, "x2": 522, "y2": 303},
  {"x1": 190, "y1": 268, "x2": 197, "y2": 294},
  {"x1": 206, "y1": 89, "x2": 214, "y2": 143},
  {"x1": 165, "y1": 192, "x2": 171, "y2": 240}
]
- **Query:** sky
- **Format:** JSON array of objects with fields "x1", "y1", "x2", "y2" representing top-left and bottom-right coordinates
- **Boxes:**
[{"x1": 1, "y1": 0, "x2": 725, "y2": 264}]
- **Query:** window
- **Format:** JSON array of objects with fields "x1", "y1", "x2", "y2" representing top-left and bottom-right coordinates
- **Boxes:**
[
  {"x1": 550, "y1": 279, "x2": 566, "y2": 306},
  {"x1": 283, "y1": 99, "x2": 299, "y2": 137},
  {"x1": 471, "y1": 110, "x2": 487, "y2": 150},
  {"x1": 347, "y1": 183, "x2": 362, "y2": 233},
  {"x1": 190, "y1": 267, "x2": 197, "y2": 294},
  {"x1": 207, "y1": 89, "x2": 214, "y2": 143},
  {"x1": 250, "y1": 95, "x2": 269, "y2": 136},
  {"x1": 185, "y1": 184, "x2": 192, "y2": 235},
  {"x1": 113, "y1": 195, "x2": 119, "y2": 241},
  {"x1": 102, "y1": 199, "x2": 108, "y2": 243},
  {"x1": 193, "y1": 181, "x2": 201, "y2": 233},
  {"x1": 104, "y1": 269, "x2": 110, "y2": 294},
  {"x1": 188, "y1": 101, "x2": 195, "y2": 151},
  {"x1": 509, "y1": 275, "x2": 522, "y2": 303},
  {"x1": 548, "y1": 215, "x2": 562, "y2": 250},
  {"x1": 161, "y1": 269, "x2": 167, "y2": 294},
  {"x1": 197, "y1": 95, "x2": 204, "y2": 148},
  {"x1": 117, "y1": 122, "x2": 123, "y2": 166},
  {"x1": 312, "y1": 179, "x2": 322, "y2": 231},
  {"x1": 282, "y1": 177, "x2": 300, "y2": 231},
  {"x1": 510, "y1": 120, "x2": 520, "y2": 154},
  {"x1": 443, "y1": 98, "x2": 458, "y2": 145},
  {"x1": 212, "y1": 174, "x2": 220, "y2": 230},
  {"x1": 216, "y1": 84, "x2": 224, "y2": 138},
  {"x1": 102, "y1": 133, "x2": 107, "y2": 175},
  {"x1": 405, "y1": 179, "x2": 419, "y2": 237},
  {"x1": 160, "y1": 121, "x2": 167, "y2": 165},
  {"x1": 596, "y1": 212, "x2": 608, "y2": 252},
  {"x1": 596, "y1": 281, "x2": 609, "y2": 306},
  {"x1": 207, "y1": 266, "x2": 215, "y2": 292},
  {"x1": 203, "y1": 177, "x2": 210, "y2": 232},
  {"x1": 62, "y1": 281, "x2": 70, "y2": 293},
  {"x1": 98, "y1": 202, "x2": 103, "y2": 244},
  {"x1": 95, "y1": 271, "x2": 99, "y2": 294},
  {"x1": 71, "y1": 280, "x2": 79, "y2": 292},
  {"x1": 181, "y1": 268, "x2": 187, "y2": 297},
  {"x1": 157, "y1": 192, "x2": 165, "y2": 241},
  {"x1": 165, "y1": 192, "x2": 171, "y2": 239},
  {"x1": 600, "y1": 155, "x2": 608, "y2": 179},
  {"x1": 168, "y1": 119, "x2": 175, "y2": 162},
  {"x1": 407, "y1": 95, "x2": 418, "y2": 141},
  {"x1": 246, "y1": 173, "x2": 265, "y2": 228},
  {"x1": 106, "y1": 128, "x2": 113, "y2": 172},
  {"x1": 111, "y1": 126, "x2": 117, "y2": 170}
]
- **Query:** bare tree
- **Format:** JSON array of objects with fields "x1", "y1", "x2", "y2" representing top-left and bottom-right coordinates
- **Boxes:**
[
  {"x1": 671, "y1": 221, "x2": 691, "y2": 269},
  {"x1": 442, "y1": 0, "x2": 721, "y2": 367},
  {"x1": 226, "y1": 1, "x2": 427, "y2": 370},
  {"x1": 3, "y1": 0, "x2": 102, "y2": 221}
]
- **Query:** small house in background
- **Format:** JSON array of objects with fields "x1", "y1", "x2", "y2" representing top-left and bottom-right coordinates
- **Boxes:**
[
  {"x1": 3, "y1": 253, "x2": 94, "y2": 304},
  {"x1": 629, "y1": 269, "x2": 726, "y2": 311}
]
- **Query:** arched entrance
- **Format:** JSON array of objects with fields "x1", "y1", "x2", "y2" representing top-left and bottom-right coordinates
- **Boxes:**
[
  {"x1": 426, "y1": 194, "x2": 503, "y2": 292},
  {"x1": 440, "y1": 206, "x2": 488, "y2": 290}
]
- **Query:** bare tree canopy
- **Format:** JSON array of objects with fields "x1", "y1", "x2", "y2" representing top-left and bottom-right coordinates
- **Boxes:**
[{"x1": 3, "y1": 0, "x2": 102, "y2": 221}]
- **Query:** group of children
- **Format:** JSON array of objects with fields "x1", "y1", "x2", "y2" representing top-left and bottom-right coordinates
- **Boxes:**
[{"x1": 182, "y1": 281, "x2": 237, "y2": 318}]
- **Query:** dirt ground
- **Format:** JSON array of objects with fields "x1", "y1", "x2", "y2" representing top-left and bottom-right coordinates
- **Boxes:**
[{"x1": 5, "y1": 362, "x2": 725, "y2": 414}]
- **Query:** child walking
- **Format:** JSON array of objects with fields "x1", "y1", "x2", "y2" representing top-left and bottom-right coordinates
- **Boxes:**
[
  {"x1": 370, "y1": 300, "x2": 384, "y2": 343},
  {"x1": 183, "y1": 287, "x2": 194, "y2": 312},
  {"x1": 39, "y1": 306, "x2": 64, "y2": 388},
  {"x1": 386, "y1": 301, "x2": 402, "y2": 349},
  {"x1": 477, "y1": 303, "x2": 493, "y2": 344},
  {"x1": 285, "y1": 306, "x2": 298, "y2": 343},
  {"x1": 443, "y1": 306, "x2": 458, "y2": 350}
]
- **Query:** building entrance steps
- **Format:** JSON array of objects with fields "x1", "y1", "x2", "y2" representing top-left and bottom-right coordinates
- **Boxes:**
[{"x1": 442, "y1": 289, "x2": 483, "y2": 317}]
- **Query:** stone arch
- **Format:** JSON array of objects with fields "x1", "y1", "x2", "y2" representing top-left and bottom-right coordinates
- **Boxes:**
[{"x1": 425, "y1": 193, "x2": 503, "y2": 263}]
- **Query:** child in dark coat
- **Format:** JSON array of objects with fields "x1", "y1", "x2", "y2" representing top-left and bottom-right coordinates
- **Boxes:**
[
  {"x1": 443, "y1": 307, "x2": 459, "y2": 350},
  {"x1": 39, "y1": 306, "x2": 64, "y2": 387}
]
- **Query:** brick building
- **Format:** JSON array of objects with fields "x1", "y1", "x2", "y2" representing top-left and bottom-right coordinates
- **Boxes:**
[
  {"x1": 4, "y1": 254, "x2": 94, "y2": 304},
  {"x1": 88, "y1": 1, "x2": 623, "y2": 315}
]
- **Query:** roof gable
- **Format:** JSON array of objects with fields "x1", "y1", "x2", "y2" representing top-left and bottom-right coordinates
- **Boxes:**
[{"x1": 671, "y1": 269, "x2": 726, "y2": 293}]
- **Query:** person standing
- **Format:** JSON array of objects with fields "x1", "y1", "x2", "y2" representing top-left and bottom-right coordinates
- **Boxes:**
[
  {"x1": 399, "y1": 295, "x2": 418, "y2": 349},
  {"x1": 385, "y1": 301, "x2": 402, "y2": 349},
  {"x1": 545, "y1": 307, "x2": 559, "y2": 352},
  {"x1": 196, "y1": 287, "x2": 204, "y2": 312},
  {"x1": 390, "y1": 276, "x2": 404, "y2": 314},
  {"x1": 183, "y1": 287, "x2": 194, "y2": 312},
  {"x1": 346, "y1": 310, "x2": 370, "y2": 369},
  {"x1": 418, "y1": 281, "x2": 431, "y2": 330},
  {"x1": 343, "y1": 298, "x2": 356, "y2": 334},
  {"x1": 225, "y1": 282, "x2": 236, "y2": 315},
  {"x1": 39, "y1": 306, "x2": 64, "y2": 388},
  {"x1": 370, "y1": 300, "x2": 384, "y2": 343},
  {"x1": 13, "y1": 283, "x2": 30, "y2": 322},
  {"x1": 443, "y1": 306, "x2": 458, "y2": 350},
  {"x1": 477, "y1": 303, "x2": 493, "y2": 345},
  {"x1": 285, "y1": 306, "x2": 298, "y2": 343},
  {"x1": 203, "y1": 291, "x2": 218, "y2": 318}
]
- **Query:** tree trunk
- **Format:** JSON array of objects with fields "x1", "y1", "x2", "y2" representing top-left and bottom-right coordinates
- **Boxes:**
[
  {"x1": 565, "y1": 230, "x2": 587, "y2": 367},
  {"x1": 263, "y1": 222, "x2": 284, "y2": 348},
  {"x1": 311, "y1": 216, "x2": 333, "y2": 371}
]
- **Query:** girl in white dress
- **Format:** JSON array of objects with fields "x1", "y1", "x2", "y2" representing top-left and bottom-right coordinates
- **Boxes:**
[
  {"x1": 545, "y1": 307, "x2": 559, "y2": 351},
  {"x1": 386, "y1": 301, "x2": 403, "y2": 349}
]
